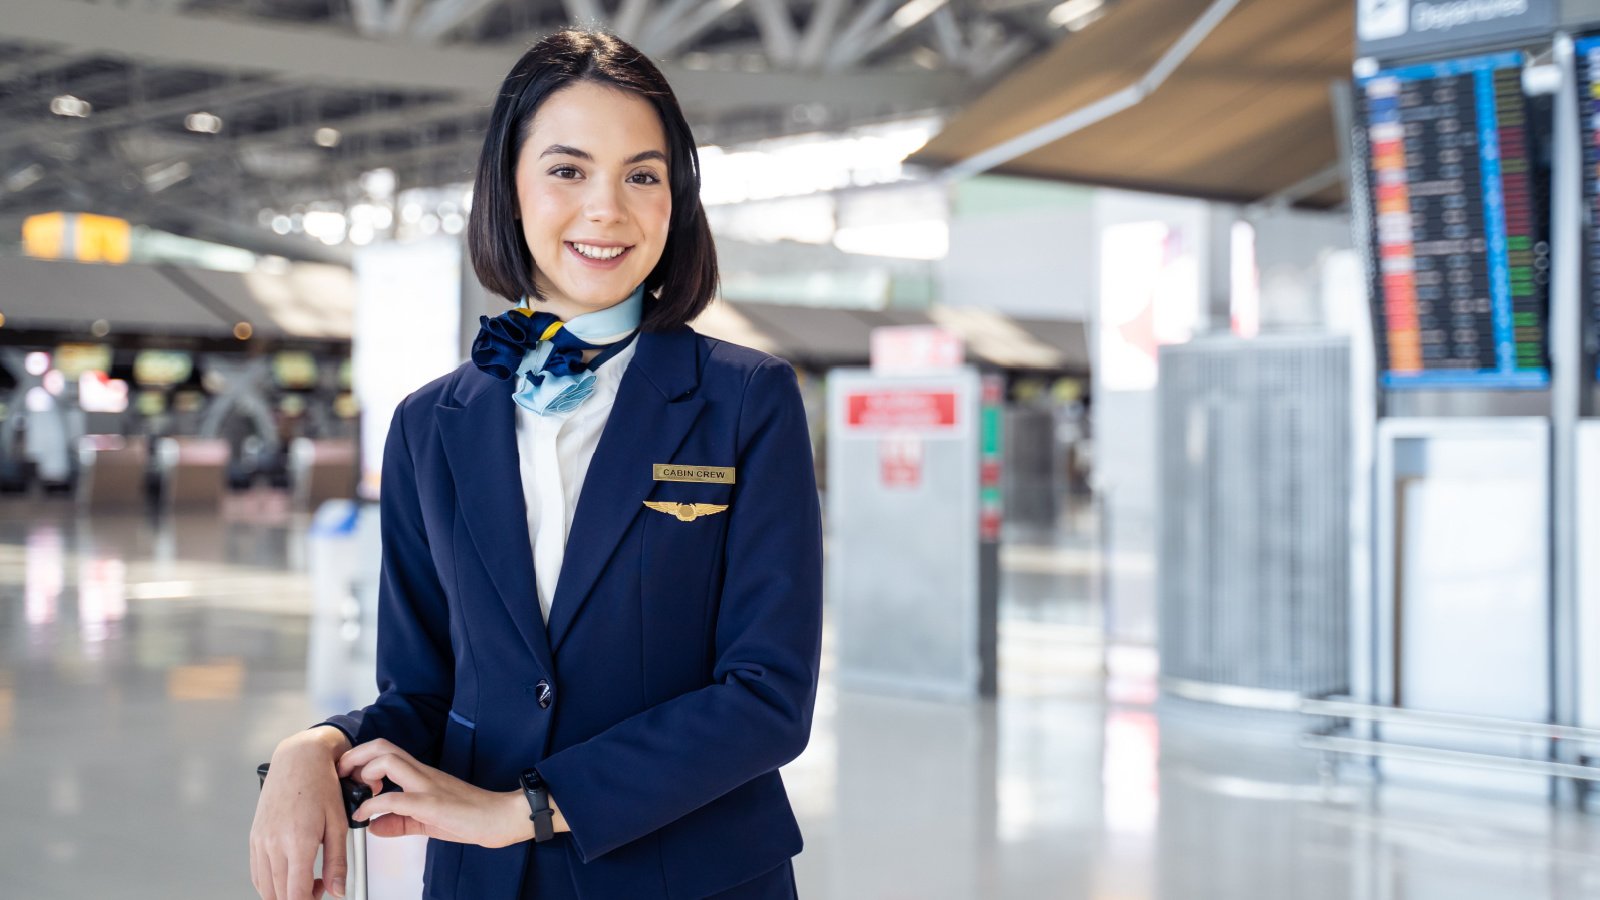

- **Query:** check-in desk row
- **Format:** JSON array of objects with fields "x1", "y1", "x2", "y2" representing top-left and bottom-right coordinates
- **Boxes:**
[{"x1": 76, "y1": 435, "x2": 358, "y2": 511}]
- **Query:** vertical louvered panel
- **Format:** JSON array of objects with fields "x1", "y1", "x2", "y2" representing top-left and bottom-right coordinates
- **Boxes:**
[{"x1": 1157, "y1": 335, "x2": 1350, "y2": 696}]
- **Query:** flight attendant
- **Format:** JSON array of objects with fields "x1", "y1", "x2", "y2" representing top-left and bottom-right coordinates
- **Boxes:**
[{"x1": 250, "y1": 28, "x2": 822, "y2": 900}]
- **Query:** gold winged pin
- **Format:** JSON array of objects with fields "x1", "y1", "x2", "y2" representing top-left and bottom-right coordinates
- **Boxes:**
[{"x1": 643, "y1": 500, "x2": 729, "y2": 522}]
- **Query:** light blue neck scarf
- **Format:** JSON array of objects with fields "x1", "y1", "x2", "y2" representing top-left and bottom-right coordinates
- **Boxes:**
[{"x1": 513, "y1": 284, "x2": 644, "y2": 416}]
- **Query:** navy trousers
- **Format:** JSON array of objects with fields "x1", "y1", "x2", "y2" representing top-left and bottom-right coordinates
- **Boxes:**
[{"x1": 521, "y1": 835, "x2": 798, "y2": 899}]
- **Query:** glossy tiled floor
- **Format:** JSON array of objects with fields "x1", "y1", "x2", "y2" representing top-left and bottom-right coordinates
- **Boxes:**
[{"x1": 1, "y1": 497, "x2": 1597, "y2": 899}]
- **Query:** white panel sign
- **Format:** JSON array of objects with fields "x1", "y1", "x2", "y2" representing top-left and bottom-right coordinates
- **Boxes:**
[{"x1": 353, "y1": 239, "x2": 462, "y2": 496}]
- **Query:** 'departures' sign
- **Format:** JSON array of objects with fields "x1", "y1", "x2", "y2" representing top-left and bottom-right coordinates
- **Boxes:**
[{"x1": 1357, "y1": 0, "x2": 1555, "y2": 60}]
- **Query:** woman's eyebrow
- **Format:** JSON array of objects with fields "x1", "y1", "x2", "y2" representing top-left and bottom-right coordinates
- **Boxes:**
[{"x1": 539, "y1": 144, "x2": 666, "y2": 165}]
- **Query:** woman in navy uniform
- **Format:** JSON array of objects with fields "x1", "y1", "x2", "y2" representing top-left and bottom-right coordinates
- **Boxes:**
[{"x1": 250, "y1": 28, "x2": 822, "y2": 900}]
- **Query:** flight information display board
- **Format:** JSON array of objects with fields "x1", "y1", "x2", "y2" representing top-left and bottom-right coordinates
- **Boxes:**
[
  {"x1": 1359, "y1": 51, "x2": 1549, "y2": 389},
  {"x1": 1576, "y1": 35, "x2": 1600, "y2": 379}
]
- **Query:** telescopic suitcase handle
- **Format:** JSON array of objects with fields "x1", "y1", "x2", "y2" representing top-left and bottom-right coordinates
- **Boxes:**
[{"x1": 257, "y1": 763, "x2": 372, "y2": 900}]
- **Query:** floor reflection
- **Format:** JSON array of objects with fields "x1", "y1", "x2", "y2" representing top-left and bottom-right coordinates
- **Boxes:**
[{"x1": 0, "y1": 497, "x2": 1595, "y2": 899}]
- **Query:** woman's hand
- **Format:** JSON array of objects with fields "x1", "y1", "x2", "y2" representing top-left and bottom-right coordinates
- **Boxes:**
[
  {"x1": 338, "y1": 739, "x2": 549, "y2": 849},
  {"x1": 250, "y1": 726, "x2": 354, "y2": 900}
]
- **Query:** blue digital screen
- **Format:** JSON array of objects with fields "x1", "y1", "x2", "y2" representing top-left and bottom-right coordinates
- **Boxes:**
[
  {"x1": 1575, "y1": 35, "x2": 1600, "y2": 380},
  {"x1": 1357, "y1": 51, "x2": 1550, "y2": 391}
]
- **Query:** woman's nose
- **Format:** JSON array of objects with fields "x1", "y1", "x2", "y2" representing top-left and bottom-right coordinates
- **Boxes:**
[{"x1": 583, "y1": 181, "x2": 626, "y2": 224}]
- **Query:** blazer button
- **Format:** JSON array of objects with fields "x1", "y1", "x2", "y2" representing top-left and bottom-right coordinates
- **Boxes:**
[{"x1": 535, "y1": 680, "x2": 554, "y2": 710}]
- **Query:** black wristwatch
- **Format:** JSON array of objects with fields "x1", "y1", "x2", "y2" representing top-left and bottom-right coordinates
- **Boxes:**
[{"x1": 518, "y1": 768, "x2": 555, "y2": 842}]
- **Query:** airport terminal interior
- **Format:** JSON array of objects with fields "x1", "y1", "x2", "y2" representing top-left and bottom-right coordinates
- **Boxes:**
[{"x1": 4, "y1": 0, "x2": 1600, "y2": 898}]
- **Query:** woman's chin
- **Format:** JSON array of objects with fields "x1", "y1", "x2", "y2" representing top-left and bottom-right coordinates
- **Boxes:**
[{"x1": 559, "y1": 279, "x2": 642, "y2": 310}]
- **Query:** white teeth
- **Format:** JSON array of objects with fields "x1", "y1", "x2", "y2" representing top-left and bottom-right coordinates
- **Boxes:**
[{"x1": 572, "y1": 242, "x2": 627, "y2": 260}]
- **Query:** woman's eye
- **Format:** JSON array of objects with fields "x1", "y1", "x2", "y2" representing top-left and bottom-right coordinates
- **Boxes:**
[
  {"x1": 549, "y1": 166, "x2": 580, "y2": 179},
  {"x1": 628, "y1": 170, "x2": 662, "y2": 185}
]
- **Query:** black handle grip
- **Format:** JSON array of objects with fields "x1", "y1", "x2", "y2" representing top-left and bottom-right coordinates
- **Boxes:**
[
  {"x1": 256, "y1": 763, "x2": 381, "y2": 830},
  {"x1": 341, "y1": 779, "x2": 374, "y2": 830}
]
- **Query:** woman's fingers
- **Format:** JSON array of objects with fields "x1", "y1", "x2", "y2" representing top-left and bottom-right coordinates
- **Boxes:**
[
  {"x1": 350, "y1": 750, "x2": 426, "y2": 796},
  {"x1": 259, "y1": 820, "x2": 323, "y2": 900},
  {"x1": 352, "y1": 786, "x2": 429, "y2": 824},
  {"x1": 336, "y1": 738, "x2": 408, "y2": 777},
  {"x1": 367, "y1": 811, "x2": 428, "y2": 839},
  {"x1": 320, "y1": 803, "x2": 348, "y2": 899},
  {"x1": 250, "y1": 841, "x2": 274, "y2": 900},
  {"x1": 285, "y1": 846, "x2": 315, "y2": 900},
  {"x1": 269, "y1": 843, "x2": 290, "y2": 900}
]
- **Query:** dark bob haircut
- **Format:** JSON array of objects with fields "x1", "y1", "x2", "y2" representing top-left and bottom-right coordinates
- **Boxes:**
[{"x1": 468, "y1": 29, "x2": 718, "y2": 332}]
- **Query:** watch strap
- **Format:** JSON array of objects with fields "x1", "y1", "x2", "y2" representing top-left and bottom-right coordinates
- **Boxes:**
[{"x1": 519, "y1": 769, "x2": 555, "y2": 842}]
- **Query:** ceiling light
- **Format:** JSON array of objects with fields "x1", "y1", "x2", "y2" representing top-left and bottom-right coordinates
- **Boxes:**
[
  {"x1": 361, "y1": 168, "x2": 396, "y2": 198},
  {"x1": 4, "y1": 164, "x2": 44, "y2": 193},
  {"x1": 49, "y1": 95, "x2": 91, "y2": 117},
  {"x1": 1048, "y1": 0, "x2": 1105, "y2": 29},
  {"x1": 185, "y1": 112, "x2": 223, "y2": 134},
  {"x1": 833, "y1": 220, "x2": 949, "y2": 260},
  {"x1": 314, "y1": 127, "x2": 342, "y2": 148},
  {"x1": 303, "y1": 209, "x2": 348, "y2": 245},
  {"x1": 142, "y1": 160, "x2": 191, "y2": 193},
  {"x1": 891, "y1": 0, "x2": 948, "y2": 29}
]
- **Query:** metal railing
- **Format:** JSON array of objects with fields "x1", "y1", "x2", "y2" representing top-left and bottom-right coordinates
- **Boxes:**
[{"x1": 1299, "y1": 696, "x2": 1600, "y2": 804}]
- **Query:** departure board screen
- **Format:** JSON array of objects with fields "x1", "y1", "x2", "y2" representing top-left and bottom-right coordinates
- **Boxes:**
[
  {"x1": 1358, "y1": 51, "x2": 1549, "y2": 390},
  {"x1": 1576, "y1": 35, "x2": 1600, "y2": 379}
]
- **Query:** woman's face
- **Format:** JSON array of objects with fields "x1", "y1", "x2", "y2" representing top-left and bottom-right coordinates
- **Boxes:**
[{"x1": 514, "y1": 81, "x2": 673, "y2": 321}]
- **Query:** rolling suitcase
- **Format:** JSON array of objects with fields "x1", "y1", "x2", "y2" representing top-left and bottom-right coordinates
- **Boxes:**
[{"x1": 257, "y1": 763, "x2": 373, "y2": 900}]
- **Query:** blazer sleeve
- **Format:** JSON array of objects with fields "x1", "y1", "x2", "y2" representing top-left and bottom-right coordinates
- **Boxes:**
[
  {"x1": 321, "y1": 395, "x2": 455, "y2": 764},
  {"x1": 536, "y1": 356, "x2": 824, "y2": 862}
]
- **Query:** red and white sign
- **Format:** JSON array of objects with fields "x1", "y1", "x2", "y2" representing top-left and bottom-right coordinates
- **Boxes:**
[
  {"x1": 878, "y1": 435, "x2": 923, "y2": 489},
  {"x1": 979, "y1": 507, "x2": 1002, "y2": 542},
  {"x1": 871, "y1": 325, "x2": 964, "y2": 373},
  {"x1": 843, "y1": 390, "x2": 959, "y2": 432}
]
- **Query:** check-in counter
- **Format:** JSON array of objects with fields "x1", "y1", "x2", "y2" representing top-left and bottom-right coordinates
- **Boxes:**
[
  {"x1": 76, "y1": 435, "x2": 148, "y2": 509},
  {"x1": 156, "y1": 436, "x2": 230, "y2": 509},
  {"x1": 289, "y1": 438, "x2": 357, "y2": 510}
]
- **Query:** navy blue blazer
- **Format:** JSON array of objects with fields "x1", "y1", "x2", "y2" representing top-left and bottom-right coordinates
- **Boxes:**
[{"x1": 325, "y1": 325, "x2": 824, "y2": 899}]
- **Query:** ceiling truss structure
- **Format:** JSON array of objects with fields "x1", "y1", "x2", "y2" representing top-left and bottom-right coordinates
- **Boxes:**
[{"x1": 0, "y1": 0, "x2": 1084, "y2": 260}]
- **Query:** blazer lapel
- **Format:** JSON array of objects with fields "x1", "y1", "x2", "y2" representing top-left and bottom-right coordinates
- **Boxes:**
[
  {"x1": 436, "y1": 368, "x2": 557, "y2": 679},
  {"x1": 546, "y1": 327, "x2": 705, "y2": 653}
]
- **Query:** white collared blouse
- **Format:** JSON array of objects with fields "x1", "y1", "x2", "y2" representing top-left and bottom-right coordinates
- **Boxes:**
[{"x1": 513, "y1": 334, "x2": 639, "y2": 624}]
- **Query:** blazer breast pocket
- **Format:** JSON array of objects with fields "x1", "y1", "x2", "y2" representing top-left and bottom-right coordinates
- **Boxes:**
[
  {"x1": 640, "y1": 481, "x2": 734, "y2": 689},
  {"x1": 641, "y1": 482, "x2": 733, "y2": 591}
]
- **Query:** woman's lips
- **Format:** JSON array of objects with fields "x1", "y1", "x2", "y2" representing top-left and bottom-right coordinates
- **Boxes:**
[{"x1": 566, "y1": 241, "x2": 633, "y2": 269}]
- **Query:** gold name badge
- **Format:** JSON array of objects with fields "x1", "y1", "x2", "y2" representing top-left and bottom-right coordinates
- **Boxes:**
[{"x1": 652, "y1": 464, "x2": 736, "y2": 484}]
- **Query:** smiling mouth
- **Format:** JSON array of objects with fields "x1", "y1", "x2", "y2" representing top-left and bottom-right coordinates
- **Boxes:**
[{"x1": 567, "y1": 241, "x2": 633, "y2": 261}]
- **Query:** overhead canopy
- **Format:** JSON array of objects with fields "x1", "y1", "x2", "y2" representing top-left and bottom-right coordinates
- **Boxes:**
[
  {"x1": 0, "y1": 255, "x2": 220, "y2": 334},
  {"x1": 909, "y1": 0, "x2": 1351, "y2": 208},
  {"x1": 0, "y1": 255, "x2": 354, "y2": 340},
  {"x1": 174, "y1": 265, "x2": 356, "y2": 340}
]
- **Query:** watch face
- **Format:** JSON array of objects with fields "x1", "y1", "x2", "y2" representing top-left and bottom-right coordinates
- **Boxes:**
[{"x1": 521, "y1": 769, "x2": 546, "y2": 792}]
